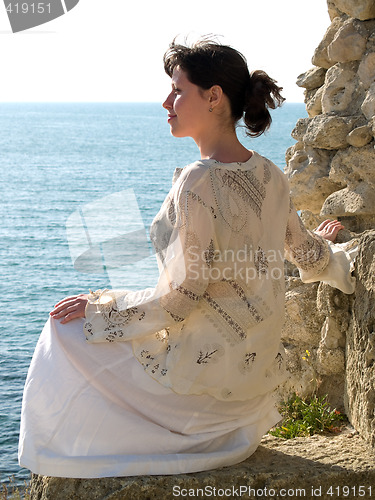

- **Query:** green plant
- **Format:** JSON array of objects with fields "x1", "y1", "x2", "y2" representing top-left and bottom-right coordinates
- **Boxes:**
[
  {"x1": 270, "y1": 393, "x2": 346, "y2": 439},
  {"x1": 0, "y1": 477, "x2": 30, "y2": 500}
]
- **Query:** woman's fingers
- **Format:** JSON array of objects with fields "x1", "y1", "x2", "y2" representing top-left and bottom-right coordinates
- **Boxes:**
[
  {"x1": 50, "y1": 294, "x2": 88, "y2": 323},
  {"x1": 315, "y1": 219, "x2": 344, "y2": 242},
  {"x1": 53, "y1": 296, "x2": 78, "y2": 310},
  {"x1": 316, "y1": 219, "x2": 343, "y2": 231},
  {"x1": 51, "y1": 296, "x2": 79, "y2": 315}
]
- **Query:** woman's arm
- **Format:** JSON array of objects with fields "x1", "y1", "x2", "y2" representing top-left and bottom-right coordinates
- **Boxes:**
[
  {"x1": 56, "y1": 165, "x2": 215, "y2": 342},
  {"x1": 284, "y1": 201, "x2": 357, "y2": 294}
]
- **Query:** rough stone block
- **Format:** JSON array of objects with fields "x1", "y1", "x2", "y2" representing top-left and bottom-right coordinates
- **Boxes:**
[
  {"x1": 345, "y1": 230, "x2": 375, "y2": 449},
  {"x1": 362, "y1": 82, "x2": 375, "y2": 119},
  {"x1": 316, "y1": 345, "x2": 345, "y2": 375},
  {"x1": 328, "y1": 0, "x2": 343, "y2": 20},
  {"x1": 312, "y1": 16, "x2": 346, "y2": 69},
  {"x1": 327, "y1": 18, "x2": 367, "y2": 63},
  {"x1": 321, "y1": 62, "x2": 363, "y2": 115},
  {"x1": 333, "y1": 0, "x2": 375, "y2": 20},
  {"x1": 321, "y1": 184, "x2": 375, "y2": 217},
  {"x1": 358, "y1": 52, "x2": 375, "y2": 89},
  {"x1": 28, "y1": 428, "x2": 375, "y2": 500},
  {"x1": 296, "y1": 67, "x2": 327, "y2": 89},
  {"x1": 291, "y1": 118, "x2": 309, "y2": 142},
  {"x1": 317, "y1": 282, "x2": 352, "y2": 339},
  {"x1": 347, "y1": 125, "x2": 373, "y2": 147},
  {"x1": 329, "y1": 144, "x2": 375, "y2": 189},
  {"x1": 303, "y1": 115, "x2": 358, "y2": 150},
  {"x1": 305, "y1": 87, "x2": 324, "y2": 117},
  {"x1": 285, "y1": 145, "x2": 338, "y2": 213},
  {"x1": 276, "y1": 344, "x2": 319, "y2": 400}
]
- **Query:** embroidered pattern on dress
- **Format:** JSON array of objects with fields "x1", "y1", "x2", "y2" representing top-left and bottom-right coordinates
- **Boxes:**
[
  {"x1": 167, "y1": 198, "x2": 177, "y2": 226},
  {"x1": 166, "y1": 310, "x2": 185, "y2": 322},
  {"x1": 160, "y1": 231, "x2": 205, "y2": 320},
  {"x1": 171, "y1": 281, "x2": 201, "y2": 302},
  {"x1": 226, "y1": 280, "x2": 264, "y2": 324},
  {"x1": 99, "y1": 299, "x2": 139, "y2": 327},
  {"x1": 285, "y1": 224, "x2": 293, "y2": 246},
  {"x1": 196, "y1": 343, "x2": 224, "y2": 365},
  {"x1": 287, "y1": 231, "x2": 328, "y2": 271},
  {"x1": 188, "y1": 191, "x2": 216, "y2": 217},
  {"x1": 285, "y1": 200, "x2": 330, "y2": 276},
  {"x1": 84, "y1": 322, "x2": 93, "y2": 337},
  {"x1": 238, "y1": 352, "x2": 257, "y2": 374},
  {"x1": 204, "y1": 239, "x2": 215, "y2": 268},
  {"x1": 254, "y1": 246, "x2": 269, "y2": 275},
  {"x1": 104, "y1": 328, "x2": 126, "y2": 342},
  {"x1": 138, "y1": 349, "x2": 169, "y2": 377},
  {"x1": 197, "y1": 349, "x2": 217, "y2": 364},
  {"x1": 263, "y1": 160, "x2": 272, "y2": 185},
  {"x1": 215, "y1": 168, "x2": 266, "y2": 218},
  {"x1": 202, "y1": 291, "x2": 247, "y2": 340},
  {"x1": 245, "y1": 352, "x2": 256, "y2": 364},
  {"x1": 265, "y1": 351, "x2": 286, "y2": 378},
  {"x1": 275, "y1": 352, "x2": 284, "y2": 369}
]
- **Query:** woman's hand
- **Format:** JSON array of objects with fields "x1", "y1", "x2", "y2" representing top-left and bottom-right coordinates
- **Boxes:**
[
  {"x1": 50, "y1": 294, "x2": 89, "y2": 324},
  {"x1": 315, "y1": 219, "x2": 344, "y2": 242}
]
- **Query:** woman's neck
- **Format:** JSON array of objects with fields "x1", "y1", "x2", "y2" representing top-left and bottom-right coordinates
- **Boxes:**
[{"x1": 196, "y1": 128, "x2": 252, "y2": 164}]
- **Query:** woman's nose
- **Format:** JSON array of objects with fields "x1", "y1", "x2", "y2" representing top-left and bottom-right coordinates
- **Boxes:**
[{"x1": 163, "y1": 92, "x2": 173, "y2": 110}]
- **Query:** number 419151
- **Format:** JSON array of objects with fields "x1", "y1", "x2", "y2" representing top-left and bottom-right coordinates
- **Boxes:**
[
  {"x1": 326, "y1": 486, "x2": 372, "y2": 497},
  {"x1": 6, "y1": 3, "x2": 52, "y2": 14}
]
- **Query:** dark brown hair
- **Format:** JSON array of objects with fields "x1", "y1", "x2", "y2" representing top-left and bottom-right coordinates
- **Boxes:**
[{"x1": 163, "y1": 38, "x2": 285, "y2": 137}]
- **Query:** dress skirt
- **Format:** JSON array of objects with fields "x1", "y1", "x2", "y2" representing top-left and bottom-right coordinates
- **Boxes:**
[{"x1": 18, "y1": 317, "x2": 281, "y2": 478}]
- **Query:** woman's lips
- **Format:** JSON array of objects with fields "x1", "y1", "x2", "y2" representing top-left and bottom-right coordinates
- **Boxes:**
[{"x1": 167, "y1": 114, "x2": 177, "y2": 122}]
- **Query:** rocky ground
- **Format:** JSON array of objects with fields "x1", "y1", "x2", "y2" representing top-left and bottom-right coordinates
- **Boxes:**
[{"x1": 29, "y1": 425, "x2": 375, "y2": 500}]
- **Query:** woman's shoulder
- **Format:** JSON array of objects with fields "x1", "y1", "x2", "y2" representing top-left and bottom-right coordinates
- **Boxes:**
[
  {"x1": 175, "y1": 160, "x2": 211, "y2": 187},
  {"x1": 183, "y1": 159, "x2": 211, "y2": 175},
  {"x1": 250, "y1": 151, "x2": 290, "y2": 187}
]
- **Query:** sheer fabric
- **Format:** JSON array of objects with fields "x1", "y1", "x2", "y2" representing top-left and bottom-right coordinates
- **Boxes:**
[{"x1": 19, "y1": 152, "x2": 357, "y2": 477}]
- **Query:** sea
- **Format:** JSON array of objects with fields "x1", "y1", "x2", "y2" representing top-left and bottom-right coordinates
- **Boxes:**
[{"x1": 0, "y1": 102, "x2": 306, "y2": 487}]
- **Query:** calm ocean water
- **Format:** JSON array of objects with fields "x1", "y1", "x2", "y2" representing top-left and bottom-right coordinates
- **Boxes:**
[{"x1": 0, "y1": 102, "x2": 306, "y2": 485}]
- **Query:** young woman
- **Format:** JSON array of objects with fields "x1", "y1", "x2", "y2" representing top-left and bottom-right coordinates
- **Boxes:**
[{"x1": 18, "y1": 39, "x2": 355, "y2": 478}]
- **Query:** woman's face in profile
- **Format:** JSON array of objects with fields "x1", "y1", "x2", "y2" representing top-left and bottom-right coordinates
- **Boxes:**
[{"x1": 162, "y1": 67, "x2": 212, "y2": 141}]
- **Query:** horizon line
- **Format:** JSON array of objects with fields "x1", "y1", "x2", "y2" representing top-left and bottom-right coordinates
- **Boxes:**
[{"x1": 0, "y1": 100, "x2": 306, "y2": 105}]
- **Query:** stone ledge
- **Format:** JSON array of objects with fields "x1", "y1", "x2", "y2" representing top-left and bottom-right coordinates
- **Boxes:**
[{"x1": 29, "y1": 426, "x2": 375, "y2": 500}]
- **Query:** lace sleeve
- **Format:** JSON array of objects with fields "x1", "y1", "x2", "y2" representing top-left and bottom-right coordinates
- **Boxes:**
[
  {"x1": 284, "y1": 200, "x2": 357, "y2": 294},
  {"x1": 84, "y1": 166, "x2": 215, "y2": 342},
  {"x1": 284, "y1": 200, "x2": 330, "y2": 278}
]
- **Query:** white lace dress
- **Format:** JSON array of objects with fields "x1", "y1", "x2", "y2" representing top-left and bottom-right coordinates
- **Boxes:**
[{"x1": 18, "y1": 152, "x2": 356, "y2": 478}]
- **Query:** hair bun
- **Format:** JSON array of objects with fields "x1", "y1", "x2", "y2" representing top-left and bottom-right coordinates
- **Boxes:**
[{"x1": 243, "y1": 70, "x2": 285, "y2": 137}]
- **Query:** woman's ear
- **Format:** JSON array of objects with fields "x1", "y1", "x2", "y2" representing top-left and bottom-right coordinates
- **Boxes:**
[{"x1": 208, "y1": 85, "x2": 223, "y2": 110}]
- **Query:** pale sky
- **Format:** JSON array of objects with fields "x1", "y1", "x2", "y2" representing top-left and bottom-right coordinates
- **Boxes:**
[{"x1": 0, "y1": 0, "x2": 330, "y2": 102}]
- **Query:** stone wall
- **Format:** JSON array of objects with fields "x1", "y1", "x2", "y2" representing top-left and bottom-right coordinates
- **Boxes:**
[
  {"x1": 280, "y1": 0, "x2": 375, "y2": 448},
  {"x1": 345, "y1": 230, "x2": 375, "y2": 448}
]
